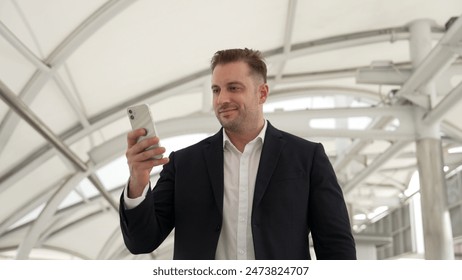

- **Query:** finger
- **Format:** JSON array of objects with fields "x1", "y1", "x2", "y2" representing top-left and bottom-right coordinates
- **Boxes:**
[
  {"x1": 153, "y1": 156, "x2": 170, "y2": 166},
  {"x1": 133, "y1": 146, "x2": 166, "y2": 162},
  {"x1": 126, "y1": 128, "x2": 147, "y2": 148},
  {"x1": 129, "y1": 155, "x2": 169, "y2": 173},
  {"x1": 129, "y1": 159, "x2": 156, "y2": 173},
  {"x1": 130, "y1": 137, "x2": 162, "y2": 156}
]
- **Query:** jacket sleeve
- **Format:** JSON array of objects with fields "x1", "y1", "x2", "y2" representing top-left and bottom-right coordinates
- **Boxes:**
[
  {"x1": 119, "y1": 152, "x2": 176, "y2": 254},
  {"x1": 308, "y1": 143, "x2": 357, "y2": 260}
]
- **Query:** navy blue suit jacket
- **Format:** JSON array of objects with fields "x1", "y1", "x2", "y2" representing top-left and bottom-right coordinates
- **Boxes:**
[{"x1": 119, "y1": 122, "x2": 356, "y2": 259}]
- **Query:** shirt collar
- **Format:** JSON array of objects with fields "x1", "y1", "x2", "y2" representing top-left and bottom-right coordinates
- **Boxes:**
[{"x1": 223, "y1": 119, "x2": 267, "y2": 149}]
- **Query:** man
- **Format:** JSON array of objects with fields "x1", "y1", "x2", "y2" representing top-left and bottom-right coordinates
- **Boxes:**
[{"x1": 120, "y1": 48, "x2": 356, "y2": 260}]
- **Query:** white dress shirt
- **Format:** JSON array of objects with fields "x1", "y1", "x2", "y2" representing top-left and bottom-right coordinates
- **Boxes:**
[
  {"x1": 215, "y1": 120, "x2": 266, "y2": 260},
  {"x1": 123, "y1": 120, "x2": 267, "y2": 260}
]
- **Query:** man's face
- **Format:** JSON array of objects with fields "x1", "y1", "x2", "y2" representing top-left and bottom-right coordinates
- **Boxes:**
[{"x1": 211, "y1": 61, "x2": 267, "y2": 133}]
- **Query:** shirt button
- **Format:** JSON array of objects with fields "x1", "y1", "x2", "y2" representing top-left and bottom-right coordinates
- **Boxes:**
[{"x1": 238, "y1": 249, "x2": 245, "y2": 255}]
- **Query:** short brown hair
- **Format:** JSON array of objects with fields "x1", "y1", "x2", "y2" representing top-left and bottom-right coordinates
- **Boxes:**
[{"x1": 210, "y1": 48, "x2": 267, "y2": 83}]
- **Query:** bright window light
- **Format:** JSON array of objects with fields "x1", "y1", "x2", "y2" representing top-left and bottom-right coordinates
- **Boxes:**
[
  {"x1": 404, "y1": 170, "x2": 420, "y2": 197},
  {"x1": 264, "y1": 97, "x2": 335, "y2": 112},
  {"x1": 411, "y1": 193, "x2": 424, "y2": 255},
  {"x1": 58, "y1": 178, "x2": 98, "y2": 209},
  {"x1": 448, "y1": 146, "x2": 462, "y2": 154},
  {"x1": 353, "y1": 213, "x2": 367, "y2": 220},
  {"x1": 7, "y1": 204, "x2": 45, "y2": 230},
  {"x1": 348, "y1": 117, "x2": 372, "y2": 130},
  {"x1": 367, "y1": 205, "x2": 389, "y2": 220},
  {"x1": 402, "y1": 170, "x2": 424, "y2": 255},
  {"x1": 96, "y1": 156, "x2": 129, "y2": 191},
  {"x1": 310, "y1": 118, "x2": 335, "y2": 129},
  {"x1": 384, "y1": 118, "x2": 400, "y2": 131}
]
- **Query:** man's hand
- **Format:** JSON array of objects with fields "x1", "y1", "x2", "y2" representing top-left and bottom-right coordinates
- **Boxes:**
[{"x1": 125, "y1": 128, "x2": 169, "y2": 198}]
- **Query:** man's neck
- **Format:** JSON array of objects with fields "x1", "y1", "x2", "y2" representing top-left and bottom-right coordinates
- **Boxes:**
[{"x1": 225, "y1": 120, "x2": 265, "y2": 152}]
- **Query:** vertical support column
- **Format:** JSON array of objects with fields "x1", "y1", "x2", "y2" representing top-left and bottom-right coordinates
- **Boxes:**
[{"x1": 409, "y1": 19, "x2": 455, "y2": 259}]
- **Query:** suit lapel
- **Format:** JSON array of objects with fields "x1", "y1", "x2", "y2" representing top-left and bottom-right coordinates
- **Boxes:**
[
  {"x1": 253, "y1": 122, "x2": 285, "y2": 207},
  {"x1": 202, "y1": 123, "x2": 285, "y2": 213},
  {"x1": 203, "y1": 129, "x2": 224, "y2": 215}
]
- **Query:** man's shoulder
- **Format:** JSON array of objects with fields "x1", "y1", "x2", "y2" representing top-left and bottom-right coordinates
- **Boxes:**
[
  {"x1": 268, "y1": 123, "x2": 319, "y2": 147},
  {"x1": 174, "y1": 131, "x2": 221, "y2": 154},
  {"x1": 268, "y1": 125, "x2": 329, "y2": 160}
]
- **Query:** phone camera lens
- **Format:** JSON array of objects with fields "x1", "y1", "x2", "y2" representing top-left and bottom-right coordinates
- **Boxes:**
[
  {"x1": 128, "y1": 109, "x2": 132, "y2": 114},
  {"x1": 130, "y1": 115, "x2": 134, "y2": 120}
]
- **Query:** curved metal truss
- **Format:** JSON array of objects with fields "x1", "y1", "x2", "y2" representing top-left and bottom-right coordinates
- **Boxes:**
[{"x1": 0, "y1": 0, "x2": 462, "y2": 259}]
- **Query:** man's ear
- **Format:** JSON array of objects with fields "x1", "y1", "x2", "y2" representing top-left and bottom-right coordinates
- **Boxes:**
[{"x1": 258, "y1": 83, "x2": 269, "y2": 104}]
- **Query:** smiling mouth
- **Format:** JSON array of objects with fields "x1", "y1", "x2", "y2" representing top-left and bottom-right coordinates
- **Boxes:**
[
  {"x1": 218, "y1": 107, "x2": 238, "y2": 114},
  {"x1": 219, "y1": 109, "x2": 236, "y2": 114}
]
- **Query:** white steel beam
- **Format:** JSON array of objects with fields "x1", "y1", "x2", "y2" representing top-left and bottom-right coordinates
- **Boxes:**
[
  {"x1": 15, "y1": 172, "x2": 88, "y2": 259},
  {"x1": 0, "y1": 80, "x2": 87, "y2": 171},
  {"x1": 88, "y1": 107, "x2": 415, "y2": 165},
  {"x1": 356, "y1": 68, "x2": 412, "y2": 85},
  {"x1": 273, "y1": 0, "x2": 297, "y2": 83},
  {"x1": 0, "y1": 0, "x2": 138, "y2": 155},
  {"x1": 0, "y1": 21, "x2": 51, "y2": 72},
  {"x1": 269, "y1": 86, "x2": 381, "y2": 104},
  {"x1": 423, "y1": 81, "x2": 462, "y2": 125},
  {"x1": 343, "y1": 140, "x2": 412, "y2": 194},
  {"x1": 0, "y1": 79, "x2": 118, "y2": 212},
  {"x1": 397, "y1": 15, "x2": 462, "y2": 108}
]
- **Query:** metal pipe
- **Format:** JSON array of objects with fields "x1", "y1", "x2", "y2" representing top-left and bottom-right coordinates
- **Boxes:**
[
  {"x1": 423, "y1": 81, "x2": 462, "y2": 125},
  {"x1": 343, "y1": 140, "x2": 411, "y2": 194},
  {"x1": 0, "y1": 79, "x2": 119, "y2": 212},
  {"x1": 0, "y1": 80, "x2": 87, "y2": 171},
  {"x1": 409, "y1": 19, "x2": 455, "y2": 260},
  {"x1": 0, "y1": 21, "x2": 51, "y2": 72},
  {"x1": 397, "y1": 15, "x2": 462, "y2": 108}
]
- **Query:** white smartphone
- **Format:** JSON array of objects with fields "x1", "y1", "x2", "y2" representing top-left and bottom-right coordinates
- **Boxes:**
[{"x1": 127, "y1": 104, "x2": 163, "y2": 160}]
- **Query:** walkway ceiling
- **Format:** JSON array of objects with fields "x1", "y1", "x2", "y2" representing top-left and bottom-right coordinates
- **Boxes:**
[{"x1": 0, "y1": 0, "x2": 462, "y2": 259}]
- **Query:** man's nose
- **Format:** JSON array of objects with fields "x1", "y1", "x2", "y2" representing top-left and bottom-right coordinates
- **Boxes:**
[{"x1": 216, "y1": 90, "x2": 231, "y2": 104}]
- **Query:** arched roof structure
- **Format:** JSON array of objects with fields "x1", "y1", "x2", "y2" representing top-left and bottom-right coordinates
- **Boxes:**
[{"x1": 1, "y1": 0, "x2": 462, "y2": 259}]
